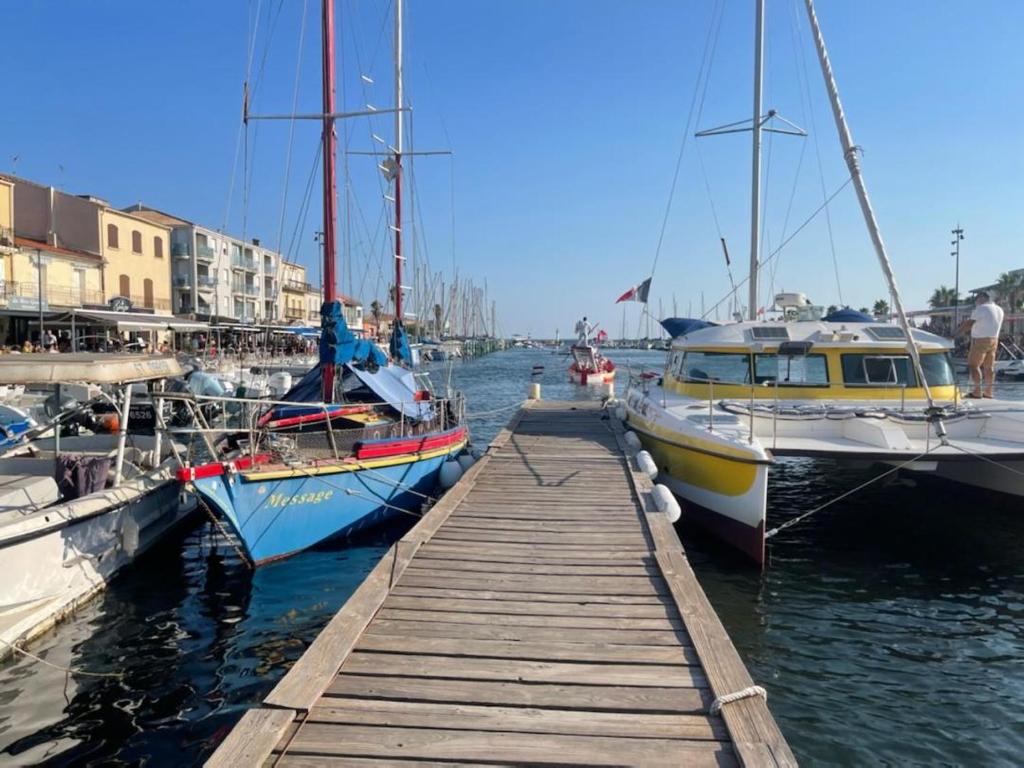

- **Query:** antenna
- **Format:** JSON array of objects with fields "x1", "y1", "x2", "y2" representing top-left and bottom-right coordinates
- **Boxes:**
[{"x1": 951, "y1": 224, "x2": 965, "y2": 330}]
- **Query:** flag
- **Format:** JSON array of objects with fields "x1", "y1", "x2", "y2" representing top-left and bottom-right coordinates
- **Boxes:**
[
  {"x1": 595, "y1": 329, "x2": 608, "y2": 343},
  {"x1": 615, "y1": 277, "x2": 652, "y2": 304}
]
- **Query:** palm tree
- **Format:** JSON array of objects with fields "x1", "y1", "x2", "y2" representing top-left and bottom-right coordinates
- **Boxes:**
[
  {"x1": 370, "y1": 299, "x2": 382, "y2": 340},
  {"x1": 858, "y1": 307, "x2": 870, "y2": 315},
  {"x1": 433, "y1": 303, "x2": 443, "y2": 338},
  {"x1": 929, "y1": 285, "x2": 958, "y2": 310},
  {"x1": 995, "y1": 272, "x2": 1023, "y2": 313},
  {"x1": 872, "y1": 299, "x2": 890, "y2": 319}
]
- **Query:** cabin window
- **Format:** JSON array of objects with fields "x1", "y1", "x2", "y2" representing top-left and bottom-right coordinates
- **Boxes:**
[
  {"x1": 154, "y1": 236, "x2": 163, "y2": 258},
  {"x1": 842, "y1": 354, "x2": 915, "y2": 386},
  {"x1": 107, "y1": 223, "x2": 119, "y2": 248},
  {"x1": 131, "y1": 230, "x2": 143, "y2": 253},
  {"x1": 919, "y1": 353, "x2": 955, "y2": 386},
  {"x1": 680, "y1": 351, "x2": 751, "y2": 384},
  {"x1": 754, "y1": 353, "x2": 829, "y2": 386}
]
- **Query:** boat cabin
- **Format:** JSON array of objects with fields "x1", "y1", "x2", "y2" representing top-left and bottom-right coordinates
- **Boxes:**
[{"x1": 663, "y1": 321, "x2": 956, "y2": 401}]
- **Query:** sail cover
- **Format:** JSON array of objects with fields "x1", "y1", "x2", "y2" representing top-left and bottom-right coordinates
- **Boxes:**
[
  {"x1": 660, "y1": 317, "x2": 717, "y2": 338},
  {"x1": 347, "y1": 364, "x2": 433, "y2": 421}
]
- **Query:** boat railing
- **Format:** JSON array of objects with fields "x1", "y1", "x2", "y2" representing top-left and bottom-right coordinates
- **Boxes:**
[{"x1": 159, "y1": 389, "x2": 465, "y2": 463}]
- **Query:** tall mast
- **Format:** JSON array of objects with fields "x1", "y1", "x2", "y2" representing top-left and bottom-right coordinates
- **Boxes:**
[
  {"x1": 393, "y1": 0, "x2": 405, "y2": 325},
  {"x1": 321, "y1": 0, "x2": 338, "y2": 399},
  {"x1": 748, "y1": 0, "x2": 765, "y2": 321},
  {"x1": 802, "y1": 0, "x2": 934, "y2": 407}
]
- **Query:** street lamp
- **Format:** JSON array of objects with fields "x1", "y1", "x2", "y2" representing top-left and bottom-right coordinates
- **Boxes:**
[{"x1": 951, "y1": 225, "x2": 965, "y2": 330}]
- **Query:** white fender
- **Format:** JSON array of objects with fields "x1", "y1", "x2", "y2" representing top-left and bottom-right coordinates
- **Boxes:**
[
  {"x1": 121, "y1": 514, "x2": 140, "y2": 556},
  {"x1": 614, "y1": 404, "x2": 626, "y2": 421},
  {"x1": 652, "y1": 484, "x2": 682, "y2": 524},
  {"x1": 457, "y1": 453, "x2": 476, "y2": 472},
  {"x1": 636, "y1": 450, "x2": 658, "y2": 480},
  {"x1": 623, "y1": 430, "x2": 642, "y2": 455},
  {"x1": 439, "y1": 460, "x2": 463, "y2": 489}
]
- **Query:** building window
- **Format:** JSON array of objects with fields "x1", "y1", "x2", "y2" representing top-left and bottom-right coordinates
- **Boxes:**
[
  {"x1": 107, "y1": 223, "x2": 119, "y2": 249},
  {"x1": 154, "y1": 236, "x2": 163, "y2": 258},
  {"x1": 143, "y1": 278, "x2": 154, "y2": 308},
  {"x1": 119, "y1": 274, "x2": 130, "y2": 298},
  {"x1": 131, "y1": 230, "x2": 143, "y2": 254}
]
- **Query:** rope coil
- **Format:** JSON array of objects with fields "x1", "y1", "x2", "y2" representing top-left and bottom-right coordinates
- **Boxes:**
[{"x1": 710, "y1": 685, "x2": 767, "y2": 715}]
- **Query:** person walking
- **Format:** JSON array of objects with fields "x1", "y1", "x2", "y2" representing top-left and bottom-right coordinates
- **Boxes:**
[{"x1": 956, "y1": 291, "x2": 1004, "y2": 398}]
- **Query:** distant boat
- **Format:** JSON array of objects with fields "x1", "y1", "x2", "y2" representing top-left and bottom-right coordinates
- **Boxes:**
[{"x1": 568, "y1": 344, "x2": 615, "y2": 386}]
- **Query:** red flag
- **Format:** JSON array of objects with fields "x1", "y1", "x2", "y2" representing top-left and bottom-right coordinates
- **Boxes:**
[
  {"x1": 615, "y1": 277, "x2": 652, "y2": 304},
  {"x1": 595, "y1": 329, "x2": 608, "y2": 343}
]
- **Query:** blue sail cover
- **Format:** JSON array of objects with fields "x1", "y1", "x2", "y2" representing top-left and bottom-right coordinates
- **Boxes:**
[
  {"x1": 660, "y1": 317, "x2": 717, "y2": 338},
  {"x1": 320, "y1": 300, "x2": 387, "y2": 369},
  {"x1": 389, "y1": 319, "x2": 413, "y2": 366}
]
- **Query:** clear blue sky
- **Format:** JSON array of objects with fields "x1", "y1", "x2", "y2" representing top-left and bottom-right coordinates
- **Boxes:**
[{"x1": 3, "y1": 0, "x2": 1022, "y2": 337}]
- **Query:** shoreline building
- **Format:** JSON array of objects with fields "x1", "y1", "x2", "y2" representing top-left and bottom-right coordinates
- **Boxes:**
[{"x1": 126, "y1": 205, "x2": 282, "y2": 325}]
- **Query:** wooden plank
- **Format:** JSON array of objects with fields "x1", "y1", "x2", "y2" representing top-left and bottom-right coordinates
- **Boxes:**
[
  {"x1": 382, "y1": 594, "x2": 676, "y2": 619},
  {"x1": 363, "y1": 619, "x2": 687, "y2": 646},
  {"x1": 341, "y1": 652, "x2": 705, "y2": 688},
  {"x1": 390, "y1": 585, "x2": 670, "y2": 605},
  {"x1": 205, "y1": 707, "x2": 295, "y2": 768},
  {"x1": 307, "y1": 698, "x2": 727, "y2": 740},
  {"x1": 395, "y1": 574, "x2": 668, "y2": 596},
  {"x1": 324, "y1": 675, "x2": 711, "y2": 713},
  {"x1": 401, "y1": 566, "x2": 662, "y2": 587},
  {"x1": 399, "y1": 557, "x2": 661, "y2": 577},
  {"x1": 415, "y1": 545, "x2": 655, "y2": 565},
  {"x1": 374, "y1": 607, "x2": 683, "y2": 631},
  {"x1": 281, "y1": 724, "x2": 734, "y2": 766},
  {"x1": 425, "y1": 529, "x2": 650, "y2": 546},
  {"x1": 354, "y1": 634, "x2": 698, "y2": 664}
]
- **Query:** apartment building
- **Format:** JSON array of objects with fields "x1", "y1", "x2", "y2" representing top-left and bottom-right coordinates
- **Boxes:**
[
  {"x1": 126, "y1": 205, "x2": 281, "y2": 324},
  {"x1": 99, "y1": 206, "x2": 172, "y2": 311}
]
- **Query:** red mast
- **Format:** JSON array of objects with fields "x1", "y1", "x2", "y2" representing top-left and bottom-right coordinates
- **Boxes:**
[
  {"x1": 321, "y1": 0, "x2": 338, "y2": 400},
  {"x1": 392, "y1": 0, "x2": 404, "y2": 329}
]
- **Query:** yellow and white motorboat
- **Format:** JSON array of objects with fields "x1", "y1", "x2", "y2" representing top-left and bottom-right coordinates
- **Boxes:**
[{"x1": 624, "y1": 304, "x2": 1024, "y2": 564}]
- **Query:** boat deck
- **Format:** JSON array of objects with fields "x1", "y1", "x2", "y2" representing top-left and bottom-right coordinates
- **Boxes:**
[{"x1": 208, "y1": 401, "x2": 794, "y2": 767}]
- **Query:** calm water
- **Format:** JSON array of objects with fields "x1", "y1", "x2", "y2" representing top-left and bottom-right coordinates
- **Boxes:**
[{"x1": 1, "y1": 348, "x2": 1023, "y2": 765}]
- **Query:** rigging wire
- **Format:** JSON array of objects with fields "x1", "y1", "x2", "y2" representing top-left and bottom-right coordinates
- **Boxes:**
[
  {"x1": 273, "y1": 0, "x2": 309, "y2": 263},
  {"x1": 701, "y1": 174, "x2": 852, "y2": 320},
  {"x1": 791, "y1": 0, "x2": 843, "y2": 305},
  {"x1": 647, "y1": 0, "x2": 726, "y2": 280}
]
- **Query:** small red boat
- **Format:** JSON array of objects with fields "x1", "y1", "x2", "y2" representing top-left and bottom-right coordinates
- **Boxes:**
[{"x1": 568, "y1": 344, "x2": 616, "y2": 385}]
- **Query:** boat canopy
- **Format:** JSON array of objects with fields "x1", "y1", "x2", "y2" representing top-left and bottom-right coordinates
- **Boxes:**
[
  {"x1": 0, "y1": 353, "x2": 183, "y2": 384},
  {"x1": 822, "y1": 308, "x2": 874, "y2": 323},
  {"x1": 660, "y1": 317, "x2": 718, "y2": 338}
]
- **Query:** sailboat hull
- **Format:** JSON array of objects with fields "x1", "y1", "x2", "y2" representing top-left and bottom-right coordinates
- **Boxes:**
[{"x1": 190, "y1": 433, "x2": 466, "y2": 564}]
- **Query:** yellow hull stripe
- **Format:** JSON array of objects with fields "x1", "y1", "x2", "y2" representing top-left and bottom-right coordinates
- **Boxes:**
[
  {"x1": 637, "y1": 428, "x2": 758, "y2": 497},
  {"x1": 241, "y1": 439, "x2": 468, "y2": 481}
]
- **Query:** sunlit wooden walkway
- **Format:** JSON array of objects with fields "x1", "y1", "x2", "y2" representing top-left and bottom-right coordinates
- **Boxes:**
[{"x1": 208, "y1": 401, "x2": 794, "y2": 767}]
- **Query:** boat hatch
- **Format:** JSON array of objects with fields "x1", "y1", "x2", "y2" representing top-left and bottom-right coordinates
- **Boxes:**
[
  {"x1": 750, "y1": 326, "x2": 789, "y2": 341},
  {"x1": 865, "y1": 325, "x2": 907, "y2": 341}
]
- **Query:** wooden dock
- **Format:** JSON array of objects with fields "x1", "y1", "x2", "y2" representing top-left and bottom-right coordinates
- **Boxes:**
[{"x1": 209, "y1": 401, "x2": 794, "y2": 767}]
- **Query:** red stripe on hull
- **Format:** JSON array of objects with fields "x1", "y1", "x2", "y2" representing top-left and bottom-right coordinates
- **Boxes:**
[{"x1": 354, "y1": 427, "x2": 468, "y2": 460}]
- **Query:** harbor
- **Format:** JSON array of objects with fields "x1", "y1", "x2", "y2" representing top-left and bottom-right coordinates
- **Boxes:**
[{"x1": 2, "y1": 0, "x2": 1024, "y2": 764}]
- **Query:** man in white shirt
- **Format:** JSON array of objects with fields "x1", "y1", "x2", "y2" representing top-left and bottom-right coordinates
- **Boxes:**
[{"x1": 956, "y1": 291, "x2": 1004, "y2": 398}]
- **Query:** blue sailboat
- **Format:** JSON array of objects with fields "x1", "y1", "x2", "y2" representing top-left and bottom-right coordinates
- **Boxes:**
[{"x1": 177, "y1": 0, "x2": 468, "y2": 565}]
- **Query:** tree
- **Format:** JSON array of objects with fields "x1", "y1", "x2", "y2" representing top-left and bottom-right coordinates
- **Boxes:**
[
  {"x1": 995, "y1": 271, "x2": 1024, "y2": 313},
  {"x1": 872, "y1": 299, "x2": 890, "y2": 318},
  {"x1": 826, "y1": 305, "x2": 838, "y2": 316},
  {"x1": 929, "y1": 285, "x2": 959, "y2": 310},
  {"x1": 858, "y1": 307, "x2": 869, "y2": 315}
]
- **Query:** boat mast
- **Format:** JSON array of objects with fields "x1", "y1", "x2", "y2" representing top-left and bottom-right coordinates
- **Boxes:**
[
  {"x1": 393, "y1": 0, "x2": 405, "y2": 326},
  {"x1": 321, "y1": 0, "x2": 338, "y2": 400},
  {"x1": 802, "y1": 0, "x2": 934, "y2": 406},
  {"x1": 748, "y1": 0, "x2": 765, "y2": 321}
]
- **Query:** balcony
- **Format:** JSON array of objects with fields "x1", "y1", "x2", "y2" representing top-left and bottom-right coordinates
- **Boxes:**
[
  {"x1": 285, "y1": 307, "x2": 305, "y2": 320},
  {"x1": 171, "y1": 242, "x2": 191, "y2": 258},
  {"x1": 263, "y1": 262, "x2": 277, "y2": 275},
  {"x1": 197, "y1": 275, "x2": 217, "y2": 291},
  {"x1": 282, "y1": 280, "x2": 310, "y2": 293},
  {"x1": 245, "y1": 285, "x2": 259, "y2": 297},
  {"x1": 2, "y1": 280, "x2": 105, "y2": 308},
  {"x1": 232, "y1": 255, "x2": 257, "y2": 272},
  {"x1": 232, "y1": 283, "x2": 259, "y2": 297},
  {"x1": 174, "y1": 275, "x2": 192, "y2": 288},
  {"x1": 196, "y1": 245, "x2": 216, "y2": 262}
]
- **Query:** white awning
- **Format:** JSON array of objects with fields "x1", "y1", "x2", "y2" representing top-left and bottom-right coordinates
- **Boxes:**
[
  {"x1": 168, "y1": 319, "x2": 210, "y2": 331},
  {"x1": 59, "y1": 309, "x2": 208, "y2": 332},
  {"x1": 0, "y1": 353, "x2": 183, "y2": 384}
]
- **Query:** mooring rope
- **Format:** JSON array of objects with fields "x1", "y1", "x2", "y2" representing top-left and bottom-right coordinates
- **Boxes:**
[
  {"x1": 710, "y1": 685, "x2": 767, "y2": 715},
  {"x1": 465, "y1": 401, "x2": 523, "y2": 419},
  {"x1": 765, "y1": 446, "x2": 937, "y2": 539},
  {"x1": 0, "y1": 637, "x2": 124, "y2": 679}
]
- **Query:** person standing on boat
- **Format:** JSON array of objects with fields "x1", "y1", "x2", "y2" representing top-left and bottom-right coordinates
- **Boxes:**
[
  {"x1": 957, "y1": 291, "x2": 1004, "y2": 398},
  {"x1": 575, "y1": 317, "x2": 593, "y2": 345}
]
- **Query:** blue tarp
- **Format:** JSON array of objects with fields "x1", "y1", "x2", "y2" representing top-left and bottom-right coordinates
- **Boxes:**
[
  {"x1": 319, "y1": 300, "x2": 387, "y2": 369},
  {"x1": 660, "y1": 317, "x2": 718, "y2": 338},
  {"x1": 823, "y1": 308, "x2": 874, "y2": 323},
  {"x1": 389, "y1": 320, "x2": 413, "y2": 366}
]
